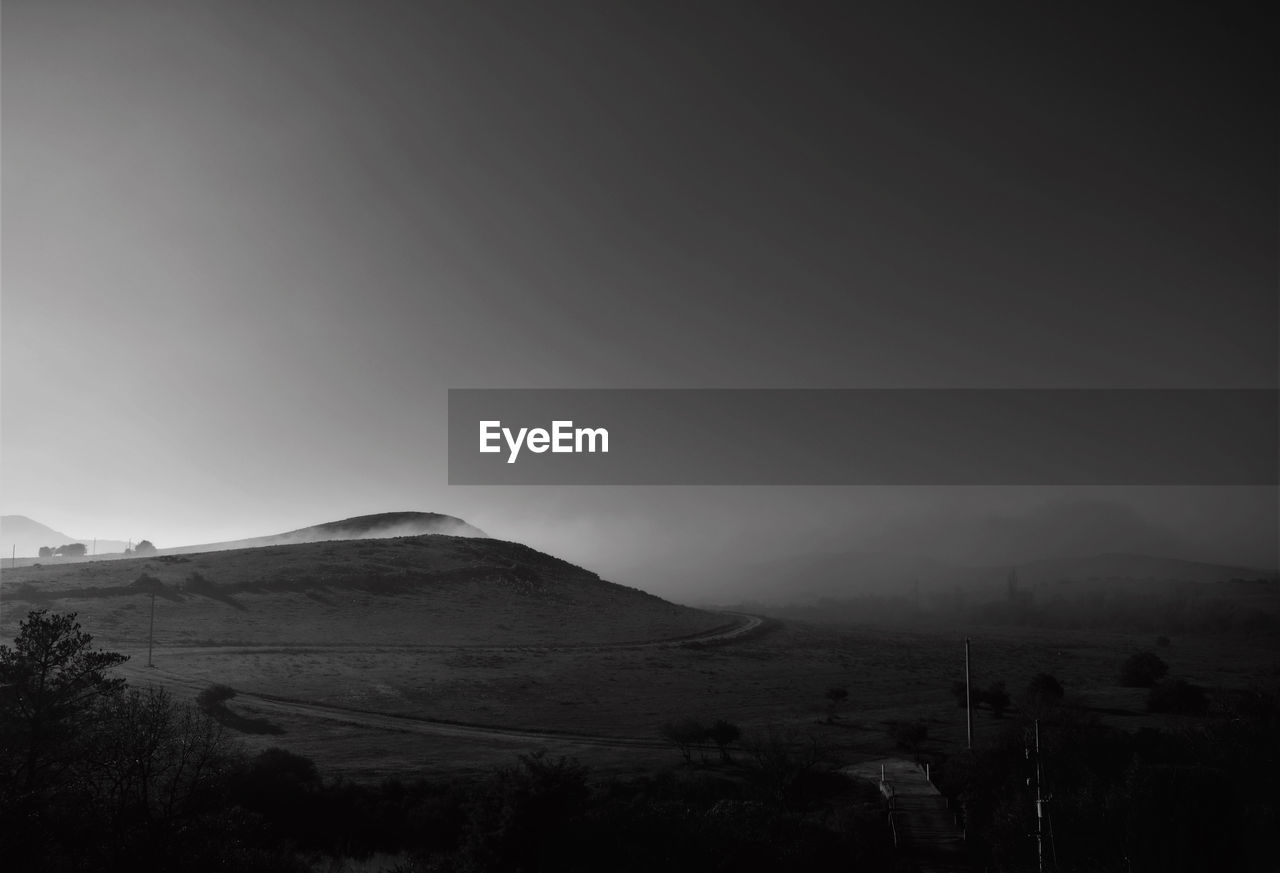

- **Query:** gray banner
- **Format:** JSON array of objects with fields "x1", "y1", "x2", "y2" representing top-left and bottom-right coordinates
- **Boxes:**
[{"x1": 448, "y1": 389, "x2": 1278, "y2": 485}]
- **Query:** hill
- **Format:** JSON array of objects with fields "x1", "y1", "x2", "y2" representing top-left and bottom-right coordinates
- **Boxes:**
[
  {"x1": 167, "y1": 511, "x2": 487, "y2": 555},
  {"x1": 0, "y1": 515, "x2": 129, "y2": 558},
  {"x1": 0, "y1": 532, "x2": 723, "y2": 649},
  {"x1": 0, "y1": 511, "x2": 485, "y2": 565}
]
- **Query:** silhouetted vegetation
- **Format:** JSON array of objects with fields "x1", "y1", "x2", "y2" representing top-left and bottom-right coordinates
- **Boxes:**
[
  {"x1": 661, "y1": 717, "x2": 708, "y2": 763},
  {"x1": 935, "y1": 688, "x2": 1280, "y2": 872},
  {"x1": 823, "y1": 686, "x2": 848, "y2": 723},
  {"x1": 7, "y1": 607, "x2": 1276, "y2": 871},
  {"x1": 1020, "y1": 672, "x2": 1065, "y2": 718},
  {"x1": 982, "y1": 680, "x2": 1010, "y2": 718},
  {"x1": 1120, "y1": 650, "x2": 1170, "y2": 687},
  {"x1": 1147, "y1": 677, "x2": 1209, "y2": 715},
  {"x1": 1025, "y1": 672, "x2": 1064, "y2": 703},
  {"x1": 707, "y1": 719, "x2": 742, "y2": 763},
  {"x1": 0, "y1": 610, "x2": 896, "y2": 871},
  {"x1": 0, "y1": 609, "x2": 129, "y2": 793},
  {"x1": 195, "y1": 683, "x2": 284, "y2": 735}
]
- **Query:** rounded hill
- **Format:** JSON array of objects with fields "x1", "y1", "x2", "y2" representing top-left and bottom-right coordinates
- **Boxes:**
[{"x1": 0, "y1": 533, "x2": 727, "y2": 649}]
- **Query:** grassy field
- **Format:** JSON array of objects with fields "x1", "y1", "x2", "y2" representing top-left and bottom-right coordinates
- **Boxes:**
[{"x1": 3, "y1": 534, "x2": 1275, "y2": 781}]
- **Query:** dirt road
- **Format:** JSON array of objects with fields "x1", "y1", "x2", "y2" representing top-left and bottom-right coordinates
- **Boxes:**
[{"x1": 120, "y1": 611, "x2": 766, "y2": 751}]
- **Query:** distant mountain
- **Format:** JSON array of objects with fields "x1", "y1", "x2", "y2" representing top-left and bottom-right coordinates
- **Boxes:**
[
  {"x1": 701, "y1": 549, "x2": 1278, "y2": 606},
  {"x1": 0, "y1": 515, "x2": 130, "y2": 558},
  {"x1": 2, "y1": 512, "x2": 484, "y2": 563},
  {"x1": 164, "y1": 511, "x2": 487, "y2": 555}
]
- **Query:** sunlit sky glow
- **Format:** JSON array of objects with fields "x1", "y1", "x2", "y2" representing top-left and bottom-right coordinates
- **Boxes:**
[{"x1": 3, "y1": 2, "x2": 1275, "y2": 593}]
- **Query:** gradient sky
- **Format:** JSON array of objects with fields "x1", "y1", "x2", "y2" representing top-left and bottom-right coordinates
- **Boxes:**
[{"x1": 3, "y1": 2, "x2": 1276, "y2": 591}]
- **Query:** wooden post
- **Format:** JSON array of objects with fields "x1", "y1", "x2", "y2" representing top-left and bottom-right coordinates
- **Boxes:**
[
  {"x1": 147, "y1": 591, "x2": 156, "y2": 667},
  {"x1": 1035, "y1": 719, "x2": 1044, "y2": 873}
]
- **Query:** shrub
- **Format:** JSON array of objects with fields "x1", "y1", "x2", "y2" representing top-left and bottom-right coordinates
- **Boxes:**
[
  {"x1": 984, "y1": 681, "x2": 1011, "y2": 718},
  {"x1": 824, "y1": 687, "x2": 848, "y2": 722},
  {"x1": 660, "y1": 718, "x2": 707, "y2": 763},
  {"x1": 1120, "y1": 651, "x2": 1169, "y2": 688},
  {"x1": 1147, "y1": 678, "x2": 1209, "y2": 715},
  {"x1": 197, "y1": 684, "x2": 237, "y2": 711},
  {"x1": 707, "y1": 719, "x2": 742, "y2": 762}
]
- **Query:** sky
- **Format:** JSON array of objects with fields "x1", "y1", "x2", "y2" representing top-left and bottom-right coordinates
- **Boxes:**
[{"x1": 2, "y1": 2, "x2": 1276, "y2": 595}]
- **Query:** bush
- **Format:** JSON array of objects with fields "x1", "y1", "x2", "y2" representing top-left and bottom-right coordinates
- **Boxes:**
[
  {"x1": 197, "y1": 684, "x2": 237, "y2": 711},
  {"x1": 984, "y1": 681, "x2": 1011, "y2": 718},
  {"x1": 824, "y1": 687, "x2": 848, "y2": 723},
  {"x1": 707, "y1": 719, "x2": 742, "y2": 762},
  {"x1": 661, "y1": 718, "x2": 708, "y2": 763},
  {"x1": 1147, "y1": 678, "x2": 1209, "y2": 715},
  {"x1": 456, "y1": 752, "x2": 589, "y2": 873},
  {"x1": 1120, "y1": 651, "x2": 1169, "y2": 688},
  {"x1": 1027, "y1": 673, "x2": 1064, "y2": 701}
]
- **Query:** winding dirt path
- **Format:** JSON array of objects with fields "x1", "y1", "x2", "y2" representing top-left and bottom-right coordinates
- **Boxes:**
[{"x1": 120, "y1": 611, "x2": 766, "y2": 751}]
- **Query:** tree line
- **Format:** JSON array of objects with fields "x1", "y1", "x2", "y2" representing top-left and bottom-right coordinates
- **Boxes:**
[{"x1": 1, "y1": 609, "x2": 897, "y2": 872}]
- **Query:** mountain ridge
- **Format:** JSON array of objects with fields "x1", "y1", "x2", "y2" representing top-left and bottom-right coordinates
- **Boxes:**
[{"x1": 1, "y1": 511, "x2": 485, "y2": 561}]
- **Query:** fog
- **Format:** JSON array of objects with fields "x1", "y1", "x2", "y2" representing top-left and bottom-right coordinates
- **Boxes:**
[{"x1": 451, "y1": 486, "x2": 1279, "y2": 603}]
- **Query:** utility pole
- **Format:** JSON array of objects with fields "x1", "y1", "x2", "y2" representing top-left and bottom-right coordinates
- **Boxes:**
[
  {"x1": 965, "y1": 637, "x2": 973, "y2": 751},
  {"x1": 147, "y1": 591, "x2": 156, "y2": 667},
  {"x1": 1034, "y1": 719, "x2": 1045, "y2": 873}
]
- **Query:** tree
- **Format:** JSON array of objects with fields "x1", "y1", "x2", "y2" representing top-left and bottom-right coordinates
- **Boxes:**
[
  {"x1": 55, "y1": 543, "x2": 87, "y2": 557},
  {"x1": 197, "y1": 683, "x2": 237, "y2": 712},
  {"x1": 984, "y1": 681, "x2": 1010, "y2": 718},
  {"x1": 660, "y1": 718, "x2": 707, "y2": 764},
  {"x1": 84, "y1": 686, "x2": 234, "y2": 830},
  {"x1": 0, "y1": 609, "x2": 129, "y2": 793},
  {"x1": 1022, "y1": 673, "x2": 1065, "y2": 717},
  {"x1": 824, "y1": 686, "x2": 848, "y2": 723},
  {"x1": 1147, "y1": 678, "x2": 1209, "y2": 715},
  {"x1": 457, "y1": 752, "x2": 589, "y2": 873},
  {"x1": 134, "y1": 540, "x2": 157, "y2": 555},
  {"x1": 1027, "y1": 673, "x2": 1064, "y2": 702},
  {"x1": 707, "y1": 719, "x2": 742, "y2": 762},
  {"x1": 38, "y1": 546, "x2": 53, "y2": 558},
  {"x1": 1120, "y1": 651, "x2": 1169, "y2": 688}
]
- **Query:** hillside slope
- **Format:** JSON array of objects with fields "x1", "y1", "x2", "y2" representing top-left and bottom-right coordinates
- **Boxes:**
[{"x1": 0, "y1": 533, "x2": 725, "y2": 648}]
